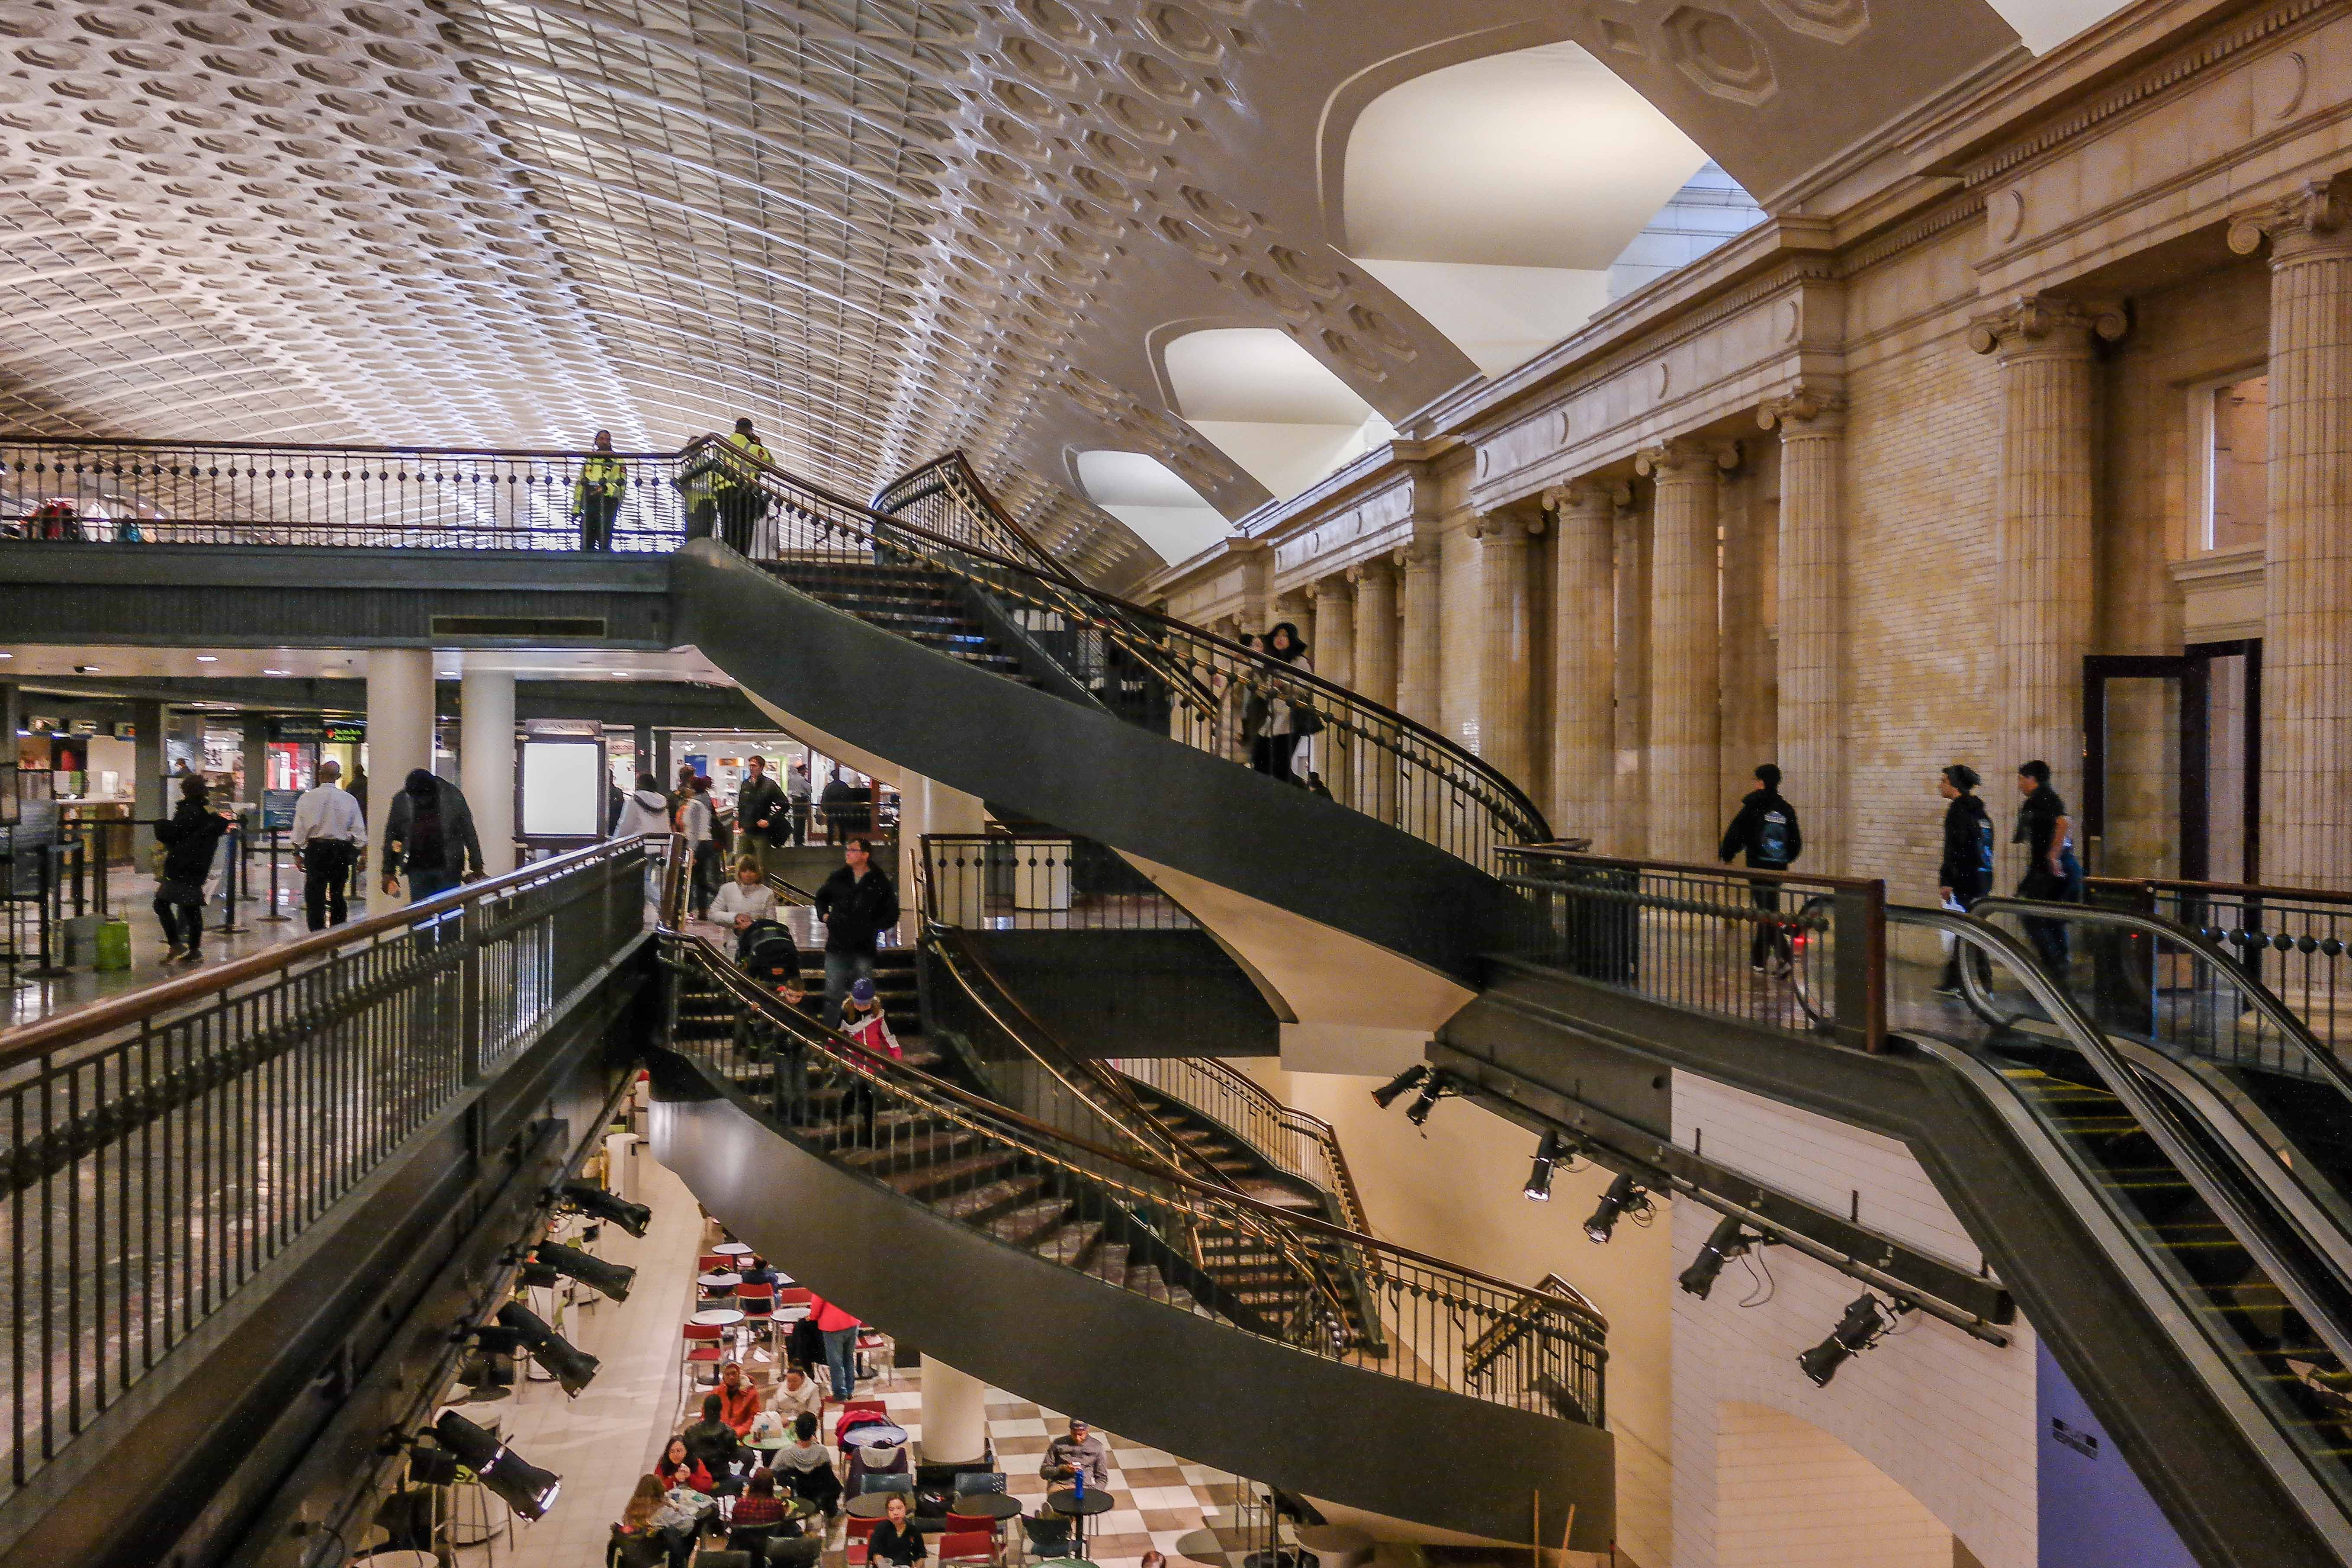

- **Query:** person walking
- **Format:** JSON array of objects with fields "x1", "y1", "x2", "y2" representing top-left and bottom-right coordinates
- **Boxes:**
[
  {"x1": 786, "y1": 761, "x2": 812, "y2": 847},
  {"x1": 614, "y1": 773, "x2": 670, "y2": 840},
  {"x1": 1719, "y1": 763, "x2": 1803, "y2": 973},
  {"x1": 818, "y1": 770, "x2": 856, "y2": 846},
  {"x1": 573, "y1": 429, "x2": 626, "y2": 552},
  {"x1": 736, "y1": 755, "x2": 790, "y2": 880},
  {"x1": 2013, "y1": 760, "x2": 2084, "y2": 975},
  {"x1": 289, "y1": 757, "x2": 366, "y2": 931},
  {"x1": 678, "y1": 774, "x2": 721, "y2": 920},
  {"x1": 1249, "y1": 621, "x2": 1313, "y2": 784},
  {"x1": 152, "y1": 774, "x2": 233, "y2": 963},
  {"x1": 813, "y1": 836, "x2": 898, "y2": 1027},
  {"x1": 379, "y1": 768, "x2": 485, "y2": 904},
  {"x1": 711, "y1": 417, "x2": 773, "y2": 553},
  {"x1": 805, "y1": 1292, "x2": 861, "y2": 1401},
  {"x1": 1934, "y1": 765, "x2": 1994, "y2": 994}
]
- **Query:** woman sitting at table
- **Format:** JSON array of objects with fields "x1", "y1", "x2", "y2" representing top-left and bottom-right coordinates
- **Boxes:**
[
  {"x1": 771, "y1": 1411, "x2": 842, "y2": 1517},
  {"x1": 616, "y1": 1475, "x2": 697, "y2": 1568},
  {"x1": 654, "y1": 1436, "x2": 716, "y2": 1497},
  {"x1": 771, "y1": 1364, "x2": 825, "y2": 1425},
  {"x1": 869, "y1": 1493, "x2": 925, "y2": 1568},
  {"x1": 717, "y1": 1359, "x2": 764, "y2": 1435},
  {"x1": 729, "y1": 1468, "x2": 790, "y2": 1529}
]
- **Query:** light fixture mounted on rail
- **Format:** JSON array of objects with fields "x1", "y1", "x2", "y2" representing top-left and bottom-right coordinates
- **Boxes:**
[
  {"x1": 1524, "y1": 1129, "x2": 1572, "y2": 1201},
  {"x1": 497, "y1": 1300, "x2": 601, "y2": 1396},
  {"x1": 560, "y1": 1179, "x2": 651, "y2": 1238},
  {"x1": 1369, "y1": 1064, "x2": 1430, "y2": 1110},
  {"x1": 1798, "y1": 1293, "x2": 1910, "y2": 1387},
  {"x1": 425, "y1": 1410, "x2": 562, "y2": 1518},
  {"x1": 1677, "y1": 1213, "x2": 1764, "y2": 1299},
  {"x1": 1584, "y1": 1172, "x2": 1651, "y2": 1243},
  {"x1": 530, "y1": 1240, "x2": 636, "y2": 1303}
]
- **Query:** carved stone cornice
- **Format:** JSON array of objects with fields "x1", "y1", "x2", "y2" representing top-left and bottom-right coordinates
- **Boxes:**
[
  {"x1": 1966, "y1": 293, "x2": 2127, "y2": 357},
  {"x1": 1634, "y1": 438, "x2": 1740, "y2": 480},
  {"x1": 1758, "y1": 386, "x2": 1849, "y2": 434},
  {"x1": 2229, "y1": 176, "x2": 2352, "y2": 263}
]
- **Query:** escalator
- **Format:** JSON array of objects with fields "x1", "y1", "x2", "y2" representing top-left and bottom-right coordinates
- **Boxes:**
[
  {"x1": 1889, "y1": 906, "x2": 2352, "y2": 1568},
  {"x1": 647, "y1": 927, "x2": 1615, "y2": 1547}
]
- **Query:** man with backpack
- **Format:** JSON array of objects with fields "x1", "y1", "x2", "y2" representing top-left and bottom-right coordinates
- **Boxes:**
[
  {"x1": 735, "y1": 755, "x2": 790, "y2": 880},
  {"x1": 1935, "y1": 765, "x2": 1994, "y2": 995},
  {"x1": 1719, "y1": 763, "x2": 1803, "y2": 973}
]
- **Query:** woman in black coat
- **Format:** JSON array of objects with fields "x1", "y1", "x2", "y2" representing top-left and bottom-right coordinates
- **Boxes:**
[
  {"x1": 1935, "y1": 764, "x2": 1992, "y2": 994},
  {"x1": 153, "y1": 775, "x2": 232, "y2": 963},
  {"x1": 1250, "y1": 621, "x2": 1314, "y2": 784}
]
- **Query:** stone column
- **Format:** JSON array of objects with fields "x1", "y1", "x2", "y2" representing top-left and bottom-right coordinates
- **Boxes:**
[
  {"x1": 1545, "y1": 483, "x2": 1619, "y2": 847},
  {"x1": 1311, "y1": 574, "x2": 1355, "y2": 799},
  {"x1": 1350, "y1": 557, "x2": 1400, "y2": 823},
  {"x1": 1636, "y1": 439, "x2": 1735, "y2": 862},
  {"x1": 132, "y1": 698, "x2": 167, "y2": 861},
  {"x1": 1969, "y1": 294, "x2": 2124, "y2": 878},
  {"x1": 1472, "y1": 511, "x2": 1541, "y2": 791},
  {"x1": 366, "y1": 648, "x2": 435, "y2": 905},
  {"x1": 460, "y1": 659, "x2": 517, "y2": 877},
  {"x1": 1760, "y1": 387, "x2": 1848, "y2": 874},
  {"x1": 1398, "y1": 542, "x2": 1443, "y2": 729},
  {"x1": 1611, "y1": 495, "x2": 1650, "y2": 858},
  {"x1": 2231, "y1": 180, "x2": 2352, "y2": 889},
  {"x1": 631, "y1": 723, "x2": 654, "y2": 787},
  {"x1": 920, "y1": 1355, "x2": 990, "y2": 1465}
]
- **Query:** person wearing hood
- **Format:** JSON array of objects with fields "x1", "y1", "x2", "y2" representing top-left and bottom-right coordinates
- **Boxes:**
[
  {"x1": 1935, "y1": 764, "x2": 1994, "y2": 994},
  {"x1": 379, "y1": 767, "x2": 484, "y2": 903},
  {"x1": 1719, "y1": 763, "x2": 1803, "y2": 972},
  {"x1": 1248, "y1": 621, "x2": 1314, "y2": 784},
  {"x1": 613, "y1": 773, "x2": 671, "y2": 841},
  {"x1": 152, "y1": 774, "x2": 234, "y2": 963}
]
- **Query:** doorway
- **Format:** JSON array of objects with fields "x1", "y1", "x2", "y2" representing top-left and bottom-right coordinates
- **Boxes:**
[{"x1": 2082, "y1": 641, "x2": 2259, "y2": 884}]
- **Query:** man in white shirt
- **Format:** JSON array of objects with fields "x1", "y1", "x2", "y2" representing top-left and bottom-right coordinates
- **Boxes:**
[{"x1": 290, "y1": 758, "x2": 366, "y2": 930}]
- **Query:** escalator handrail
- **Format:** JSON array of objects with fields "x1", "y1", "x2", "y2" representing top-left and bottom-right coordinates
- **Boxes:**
[
  {"x1": 660, "y1": 925, "x2": 1610, "y2": 1341},
  {"x1": 1894, "y1": 904, "x2": 2352, "y2": 1372},
  {"x1": 2087, "y1": 874, "x2": 2352, "y2": 909}
]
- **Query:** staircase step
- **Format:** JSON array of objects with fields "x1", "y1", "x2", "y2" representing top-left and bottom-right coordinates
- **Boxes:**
[
  {"x1": 988, "y1": 1199, "x2": 1073, "y2": 1249},
  {"x1": 1034, "y1": 1219, "x2": 1103, "y2": 1269},
  {"x1": 935, "y1": 1174, "x2": 1049, "y2": 1225}
]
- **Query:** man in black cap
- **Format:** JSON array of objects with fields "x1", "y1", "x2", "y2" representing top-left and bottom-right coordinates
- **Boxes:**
[
  {"x1": 2013, "y1": 759, "x2": 2084, "y2": 974},
  {"x1": 1934, "y1": 765, "x2": 1993, "y2": 995},
  {"x1": 1720, "y1": 763, "x2": 1803, "y2": 973}
]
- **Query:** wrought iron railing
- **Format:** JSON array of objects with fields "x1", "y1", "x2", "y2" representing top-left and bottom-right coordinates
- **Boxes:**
[
  {"x1": 920, "y1": 832, "x2": 1194, "y2": 931},
  {"x1": 0, "y1": 838, "x2": 652, "y2": 1497},
  {"x1": 1494, "y1": 847, "x2": 1888, "y2": 1051},
  {"x1": 1105, "y1": 1054, "x2": 1370, "y2": 1239},
  {"x1": 2088, "y1": 877, "x2": 2352, "y2": 1056},
  {"x1": 662, "y1": 932, "x2": 1607, "y2": 1425}
]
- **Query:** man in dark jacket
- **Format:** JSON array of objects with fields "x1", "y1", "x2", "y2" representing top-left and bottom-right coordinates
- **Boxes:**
[
  {"x1": 736, "y1": 755, "x2": 790, "y2": 880},
  {"x1": 813, "y1": 836, "x2": 899, "y2": 1026},
  {"x1": 2013, "y1": 759, "x2": 2084, "y2": 975},
  {"x1": 680, "y1": 1392, "x2": 746, "y2": 1494},
  {"x1": 154, "y1": 775, "x2": 233, "y2": 962},
  {"x1": 1719, "y1": 763, "x2": 1803, "y2": 972},
  {"x1": 379, "y1": 768, "x2": 485, "y2": 903},
  {"x1": 1935, "y1": 764, "x2": 1993, "y2": 994}
]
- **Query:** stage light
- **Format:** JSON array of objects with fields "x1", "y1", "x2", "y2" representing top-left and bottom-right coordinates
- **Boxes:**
[
  {"x1": 532, "y1": 1240, "x2": 636, "y2": 1303},
  {"x1": 456, "y1": 1323, "x2": 524, "y2": 1403},
  {"x1": 1370, "y1": 1064, "x2": 1430, "y2": 1110},
  {"x1": 560, "y1": 1179, "x2": 650, "y2": 1238},
  {"x1": 497, "y1": 1300, "x2": 600, "y2": 1396},
  {"x1": 1798, "y1": 1293, "x2": 1899, "y2": 1387},
  {"x1": 1677, "y1": 1213, "x2": 1757, "y2": 1300},
  {"x1": 1584, "y1": 1172, "x2": 1649, "y2": 1244},
  {"x1": 430, "y1": 1410, "x2": 562, "y2": 1519},
  {"x1": 1524, "y1": 1130, "x2": 1568, "y2": 1202},
  {"x1": 1405, "y1": 1072, "x2": 1453, "y2": 1127}
]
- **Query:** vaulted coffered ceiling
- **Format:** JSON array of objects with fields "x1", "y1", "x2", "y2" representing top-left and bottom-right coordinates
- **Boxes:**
[{"x1": 0, "y1": 0, "x2": 2035, "y2": 585}]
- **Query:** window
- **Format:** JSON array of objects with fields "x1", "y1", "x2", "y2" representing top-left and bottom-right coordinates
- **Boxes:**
[{"x1": 2193, "y1": 373, "x2": 2268, "y2": 553}]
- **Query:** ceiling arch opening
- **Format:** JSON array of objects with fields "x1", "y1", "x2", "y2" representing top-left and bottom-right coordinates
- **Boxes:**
[
  {"x1": 1160, "y1": 328, "x2": 1395, "y2": 505},
  {"x1": 1073, "y1": 449, "x2": 1234, "y2": 569},
  {"x1": 1338, "y1": 41, "x2": 1764, "y2": 377}
]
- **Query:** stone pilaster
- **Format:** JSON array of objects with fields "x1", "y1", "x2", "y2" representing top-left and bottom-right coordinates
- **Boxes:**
[
  {"x1": 1611, "y1": 492, "x2": 1650, "y2": 858},
  {"x1": 1398, "y1": 542, "x2": 1443, "y2": 729},
  {"x1": 1311, "y1": 574, "x2": 1355, "y2": 800},
  {"x1": 1473, "y1": 510, "x2": 1542, "y2": 791},
  {"x1": 2232, "y1": 178, "x2": 2352, "y2": 890},
  {"x1": 1969, "y1": 293, "x2": 2124, "y2": 875},
  {"x1": 1760, "y1": 386, "x2": 1848, "y2": 874},
  {"x1": 1350, "y1": 558, "x2": 1401, "y2": 822},
  {"x1": 1636, "y1": 438, "x2": 1737, "y2": 862},
  {"x1": 1545, "y1": 482, "x2": 1622, "y2": 848}
]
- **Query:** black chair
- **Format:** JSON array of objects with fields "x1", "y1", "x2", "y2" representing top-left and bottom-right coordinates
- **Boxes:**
[
  {"x1": 767, "y1": 1537, "x2": 824, "y2": 1568},
  {"x1": 729, "y1": 1524, "x2": 780, "y2": 1557},
  {"x1": 697, "y1": 1553, "x2": 754, "y2": 1568},
  {"x1": 1021, "y1": 1514, "x2": 1072, "y2": 1558}
]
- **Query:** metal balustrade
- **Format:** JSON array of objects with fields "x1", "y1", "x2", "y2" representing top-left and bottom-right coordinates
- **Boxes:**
[
  {"x1": 1495, "y1": 846, "x2": 1888, "y2": 1051},
  {"x1": 1104, "y1": 1054, "x2": 1370, "y2": 1240},
  {"x1": 919, "y1": 832, "x2": 1194, "y2": 931},
  {"x1": 0, "y1": 838, "x2": 650, "y2": 1497},
  {"x1": 2089, "y1": 877, "x2": 2352, "y2": 1057},
  {"x1": 660, "y1": 930, "x2": 1607, "y2": 1426}
]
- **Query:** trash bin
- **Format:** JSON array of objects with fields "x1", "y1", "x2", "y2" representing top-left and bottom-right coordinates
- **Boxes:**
[
  {"x1": 60, "y1": 913, "x2": 106, "y2": 967},
  {"x1": 93, "y1": 918, "x2": 131, "y2": 971}
]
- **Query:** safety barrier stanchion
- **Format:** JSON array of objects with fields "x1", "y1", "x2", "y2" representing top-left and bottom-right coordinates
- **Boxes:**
[
  {"x1": 260, "y1": 826, "x2": 291, "y2": 922},
  {"x1": 23, "y1": 850, "x2": 68, "y2": 979}
]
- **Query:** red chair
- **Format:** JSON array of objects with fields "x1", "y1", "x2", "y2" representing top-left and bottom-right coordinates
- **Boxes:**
[
  {"x1": 945, "y1": 1510, "x2": 1002, "y2": 1550},
  {"x1": 845, "y1": 1515, "x2": 877, "y2": 1567},
  {"x1": 681, "y1": 1321, "x2": 724, "y2": 1384},
  {"x1": 777, "y1": 1286, "x2": 813, "y2": 1307},
  {"x1": 736, "y1": 1281, "x2": 776, "y2": 1339},
  {"x1": 699, "y1": 1253, "x2": 732, "y2": 1274},
  {"x1": 938, "y1": 1529, "x2": 996, "y2": 1566}
]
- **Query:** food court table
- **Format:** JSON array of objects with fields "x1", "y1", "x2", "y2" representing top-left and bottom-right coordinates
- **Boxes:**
[
  {"x1": 845, "y1": 1493, "x2": 928, "y2": 1521},
  {"x1": 697, "y1": 1272, "x2": 742, "y2": 1290},
  {"x1": 842, "y1": 1423, "x2": 909, "y2": 1449},
  {"x1": 690, "y1": 1308, "x2": 746, "y2": 1327},
  {"x1": 1046, "y1": 1488, "x2": 1114, "y2": 1557},
  {"x1": 713, "y1": 1241, "x2": 753, "y2": 1257},
  {"x1": 945, "y1": 1492, "x2": 1022, "y2": 1522}
]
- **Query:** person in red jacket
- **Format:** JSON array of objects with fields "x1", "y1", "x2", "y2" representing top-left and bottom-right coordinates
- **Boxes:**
[
  {"x1": 806, "y1": 1293, "x2": 861, "y2": 1401},
  {"x1": 653, "y1": 1436, "x2": 714, "y2": 1496},
  {"x1": 716, "y1": 1359, "x2": 763, "y2": 1435}
]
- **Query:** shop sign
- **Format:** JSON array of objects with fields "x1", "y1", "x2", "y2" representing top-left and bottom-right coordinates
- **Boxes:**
[
  {"x1": 112, "y1": 721, "x2": 136, "y2": 739},
  {"x1": 68, "y1": 720, "x2": 98, "y2": 735}
]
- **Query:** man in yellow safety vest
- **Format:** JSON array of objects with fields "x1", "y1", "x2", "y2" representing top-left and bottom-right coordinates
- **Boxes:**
[
  {"x1": 573, "y1": 429, "x2": 626, "y2": 551},
  {"x1": 711, "y1": 416, "x2": 773, "y2": 553}
]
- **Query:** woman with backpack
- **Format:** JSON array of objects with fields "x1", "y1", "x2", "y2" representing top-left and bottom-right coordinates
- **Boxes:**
[
  {"x1": 1936, "y1": 765, "x2": 1994, "y2": 995},
  {"x1": 153, "y1": 775, "x2": 233, "y2": 964}
]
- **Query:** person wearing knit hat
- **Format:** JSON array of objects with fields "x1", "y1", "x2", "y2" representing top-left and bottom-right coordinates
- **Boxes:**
[{"x1": 1935, "y1": 764, "x2": 1994, "y2": 994}]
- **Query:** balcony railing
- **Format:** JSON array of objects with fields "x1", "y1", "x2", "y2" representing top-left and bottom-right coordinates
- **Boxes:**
[
  {"x1": 2088, "y1": 876, "x2": 2352, "y2": 1057},
  {"x1": 1105, "y1": 1054, "x2": 1370, "y2": 1238},
  {"x1": 0, "y1": 837, "x2": 651, "y2": 1498},
  {"x1": 919, "y1": 832, "x2": 1194, "y2": 931},
  {"x1": 1494, "y1": 847, "x2": 1889, "y2": 1052}
]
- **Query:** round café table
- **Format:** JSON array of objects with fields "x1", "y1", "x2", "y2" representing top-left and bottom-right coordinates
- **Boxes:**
[
  {"x1": 845, "y1": 1492, "x2": 928, "y2": 1522},
  {"x1": 698, "y1": 1272, "x2": 742, "y2": 1290},
  {"x1": 945, "y1": 1492, "x2": 1022, "y2": 1523},
  {"x1": 842, "y1": 1422, "x2": 909, "y2": 1449},
  {"x1": 1046, "y1": 1488, "x2": 1114, "y2": 1558},
  {"x1": 690, "y1": 1308, "x2": 745, "y2": 1327},
  {"x1": 714, "y1": 1241, "x2": 753, "y2": 1257}
]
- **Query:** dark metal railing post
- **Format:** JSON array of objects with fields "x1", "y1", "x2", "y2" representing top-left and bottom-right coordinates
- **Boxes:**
[{"x1": 1834, "y1": 879, "x2": 1887, "y2": 1052}]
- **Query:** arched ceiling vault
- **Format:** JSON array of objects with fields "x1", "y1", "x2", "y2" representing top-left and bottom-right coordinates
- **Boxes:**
[{"x1": 0, "y1": 0, "x2": 2038, "y2": 586}]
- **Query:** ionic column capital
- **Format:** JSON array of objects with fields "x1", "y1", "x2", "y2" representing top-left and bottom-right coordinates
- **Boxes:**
[
  {"x1": 2229, "y1": 175, "x2": 2352, "y2": 264},
  {"x1": 1966, "y1": 293, "x2": 2127, "y2": 358},
  {"x1": 1311, "y1": 572, "x2": 1354, "y2": 603},
  {"x1": 1758, "y1": 386, "x2": 1848, "y2": 434},
  {"x1": 1635, "y1": 438, "x2": 1739, "y2": 480},
  {"x1": 1470, "y1": 509, "x2": 1545, "y2": 543},
  {"x1": 1344, "y1": 558, "x2": 1394, "y2": 590},
  {"x1": 1541, "y1": 481, "x2": 1631, "y2": 518}
]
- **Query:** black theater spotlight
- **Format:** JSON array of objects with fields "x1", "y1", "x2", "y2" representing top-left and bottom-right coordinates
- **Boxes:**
[
  {"x1": 429, "y1": 1410, "x2": 562, "y2": 1519},
  {"x1": 497, "y1": 1300, "x2": 601, "y2": 1397},
  {"x1": 1584, "y1": 1172, "x2": 1650, "y2": 1244},
  {"x1": 1524, "y1": 1130, "x2": 1571, "y2": 1202},
  {"x1": 560, "y1": 1179, "x2": 650, "y2": 1238},
  {"x1": 1677, "y1": 1213, "x2": 1761, "y2": 1300},
  {"x1": 1370, "y1": 1063, "x2": 1430, "y2": 1111},
  {"x1": 532, "y1": 1240, "x2": 636, "y2": 1303},
  {"x1": 1797, "y1": 1293, "x2": 1906, "y2": 1387},
  {"x1": 1404, "y1": 1070, "x2": 1456, "y2": 1127},
  {"x1": 455, "y1": 1322, "x2": 524, "y2": 1404}
]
